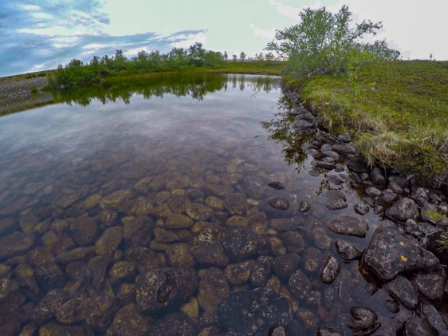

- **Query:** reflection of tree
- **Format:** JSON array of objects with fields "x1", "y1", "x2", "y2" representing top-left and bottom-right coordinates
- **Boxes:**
[
  {"x1": 261, "y1": 96, "x2": 313, "y2": 170},
  {"x1": 50, "y1": 74, "x2": 280, "y2": 106}
]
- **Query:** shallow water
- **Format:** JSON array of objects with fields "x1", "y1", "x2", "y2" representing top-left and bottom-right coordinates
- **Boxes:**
[{"x1": 0, "y1": 74, "x2": 409, "y2": 335}]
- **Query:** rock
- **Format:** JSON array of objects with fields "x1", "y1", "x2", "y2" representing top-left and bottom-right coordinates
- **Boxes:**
[
  {"x1": 34, "y1": 263, "x2": 66, "y2": 291},
  {"x1": 186, "y1": 202, "x2": 214, "y2": 220},
  {"x1": 88, "y1": 256, "x2": 111, "y2": 288},
  {"x1": 410, "y1": 273, "x2": 445, "y2": 301},
  {"x1": 327, "y1": 175, "x2": 344, "y2": 185},
  {"x1": 385, "y1": 197, "x2": 419, "y2": 222},
  {"x1": 328, "y1": 216, "x2": 369, "y2": 237},
  {"x1": 54, "y1": 296, "x2": 91, "y2": 324},
  {"x1": 69, "y1": 217, "x2": 98, "y2": 246},
  {"x1": 250, "y1": 256, "x2": 272, "y2": 287},
  {"x1": 272, "y1": 253, "x2": 301, "y2": 280},
  {"x1": 154, "y1": 227, "x2": 179, "y2": 243},
  {"x1": 224, "y1": 193, "x2": 249, "y2": 215},
  {"x1": 135, "y1": 267, "x2": 198, "y2": 313},
  {"x1": 100, "y1": 189, "x2": 133, "y2": 210},
  {"x1": 167, "y1": 191, "x2": 187, "y2": 213},
  {"x1": 116, "y1": 283, "x2": 135, "y2": 305},
  {"x1": 297, "y1": 308, "x2": 319, "y2": 329},
  {"x1": 268, "y1": 181, "x2": 285, "y2": 190},
  {"x1": 270, "y1": 237, "x2": 286, "y2": 256},
  {"x1": 311, "y1": 227, "x2": 332, "y2": 250},
  {"x1": 314, "y1": 160, "x2": 334, "y2": 170},
  {"x1": 320, "y1": 255, "x2": 340, "y2": 284},
  {"x1": 225, "y1": 260, "x2": 256, "y2": 284},
  {"x1": 216, "y1": 287, "x2": 292, "y2": 336},
  {"x1": 404, "y1": 316, "x2": 436, "y2": 336},
  {"x1": 302, "y1": 247, "x2": 322, "y2": 274},
  {"x1": 165, "y1": 214, "x2": 194, "y2": 229},
  {"x1": 299, "y1": 201, "x2": 311, "y2": 213},
  {"x1": 106, "y1": 304, "x2": 150, "y2": 336},
  {"x1": 166, "y1": 243, "x2": 195, "y2": 268},
  {"x1": 335, "y1": 240, "x2": 363, "y2": 261},
  {"x1": 382, "y1": 191, "x2": 399, "y2": 203},
  {"x1": 338, "y1": 133, "x2": 351, "y2": 143},
  {"x1": 384, "y1": 275, "x2": 419, "y2": 310},
  {"x1": 243, "y1": 176, "x2": 267, "y2": 199},
  {"x1": 0, "y1": 231, "x2": 35, "y2": 261},
  {"x1": 146, "y1": 312, "x2": 197, "y2": 336},
  {"x1": 39, "y1": 322, "x2": 87, "y2": 336},
  {"x1": 389, "y1": 181, "x2": 403, "y2": 194},
  {"x1": 346, "y1": 155, "x2": 369, "y2": 172},
  {"x1": 362, "y1": 226, "x2": 439, "y2": 281},
  {"x1": 370, "y1": 168, "x2": 386, "y2": 186},
  {"x1": 191, "y1": 223, "x2": 228, "y2": 266},
  {"x1": 354, "y1": 202, "x2": 370, "y2": 215},
  {"x1": 124, "y1": 246, "x2": 159, "y2": 271},
  {"x1": 122, "y1": 216, "x2": 154, "y2": 246},
  {"x1": 56, "y1": 247, "x2": 95, "y2": 264},
  {"x1": 222, "y1": 226, "x2": 257, "y2": 262},
  {"x1": 99, "y1": 209, "x2": 118, "y2": 227},
  {"x1": 345, "y1": 306, "x2": 379, "y2": 334},
  {"x1": 365, "y1": 187, "x2": 382, "y2": 197},
  {"x1": 198, "y1": 267, "x2": 229, "y2": 312},
  {"x1": 95, "y1": 226, "x2": 122, "y2": 256},
  {"x1": 288, "y1": 270, "x2": 311, "y2": 300},
  {"x1": 0, "y1": 218, "x2": 19, "y2": 236},
  {"x1": 84, "y1": 287, "x2": 118, "y2": 330},
  {"x1": 326, "y1": 191, "x2": 347, "y2": 210},
  {"x1": 322, "y1": 150, "x2": 340, "y2": 161},
  {"x1": 109, "y1": 261, "x2": 136, "y2": 283},
  {"x1": 421, "y1": 302, "x2": 448, "y2": 335},
  {"x1": 0, "y1": 278, "x2": 19, "y2": 303},
  {"x1": 226, "y1": 215, "x2": 249, "y2": 227},
  {"x1": 385, "y1": 299, "x2": 400, "y2": 313},
  {"x1": 317, "y1": 325, "x2": 342, "y2": 336},
  {"x1": 269, "y1": 218, "x2": 300, "y2": 231},
  {"x1": 205, "y1": 196, "x2": 224, "y2": 210},
  {"x1": 282, "y1": 231, "x2": 306, "y2": 253}
]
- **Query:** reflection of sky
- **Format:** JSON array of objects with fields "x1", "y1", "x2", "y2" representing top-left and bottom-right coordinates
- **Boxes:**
[{"x1": 1, "y1": 0, "x2": 446, "y2": 76}]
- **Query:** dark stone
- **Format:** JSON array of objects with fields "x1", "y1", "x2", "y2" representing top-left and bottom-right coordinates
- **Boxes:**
[
  {"x1": 135, "y1": 267, "x2": 198, "y2": 313},
  {"x1": 268, "y1": 197, "x2": 289, "y2": 210},
  {"x1": 250, "y1": 256, "x2": 272, "y2": 287},
  {"x1": 0, "y1": 218, "x2": 19, "y2": 236},
  {"x1": 282, "y1": 231, "x2": 306, "y2": 253},
  {"x1": 385, "y1": 299, "x2": 400, "y2": 313},
  {"x1": 222, "y1": 226, "x2": 257, "y2": 262},
  {"x1": 298, "y1": 201, "x2": 311, "y2": 213},
  {"x1": 69, "y1": 216, "x2": 98, "y2": 247},
  {"x1": 317, "y1": 325, "x2": 342, "y2": 336},
  {"x1": 122, "y1": 215, "x2": 154, "y2": 246},
  {"x1": 38, "y1": 322, "x2": 88, "y2": 336},
  {"x1": 191, "y1": 223, "x2": 228, "y2": 266},
  {"x1": 362, "y1": 226, "x2": 439, "y2": 281},
  {"x1": 322, "y1": 150, "x2": 340, "y2": 161},
  {"x1": 107, "y1": 304, "x2": 150, "y2": 336},
  {"x1": 56, "y1": 247, "x2": 95, "y2": 264},
  {"x1": 54, "y1": 296, "x2": 91, "y2": 324},
  {"x1": 403, "y1": 219, "x2": 425, "y2": 238},
  {"x1": 385, "y1": 197, "x2": 419, "y2": 222},
  {"x1": 268, "y1": 182, "x2": 286, "y2": 190},
  {"x1": 88, "y1": 255, "x2": 111, "y2": 288},
  {"x1": 320, "y1": 255, "x2": 340, "y2": 284},
  {"x1": 314, "y1": 160, "x2": 334, "y2": 170},
  {"x1": 370, "y1": 168, "x2": 386, "y2": 186},
  {"x1": 365, "y1": 187, "x2": 382, "y2": 197},
  {"x1": 84, "y1": 287, "x2": 119, "y2": 330},
  {"x1": 197, "y1": 267, "x2": 229, "y2": 313},
  {"x1": 0, "y1": 232, "x2": 35, "y2": 261},
  {"x1": 124, "y1": 246, "x2": 159, "y2": 271},
  {"x1": 326, "y1": 191, "x2": 347, "y2": 210},
  {"x1": 382, "y1": 191, "x2": 399, "y2": 203},
  {"x1": 224, "y1": 193, "x2": 249, "y2": 215},
  {"x1": 338, "y1": 133, "x2": 351, "y2": 143},
  {"x1": 302, "y1": 247, "x2": 322, "y2": 274},
  {"x1": 335, "y1": 240, "x2": 363, "y2": 261},
  {"x1": 389, "y1": 182, "x2": 403, "y2": 194},
  {"x1": 410, "y1": 273, "x2": 445, "y2": 301},
  {"x1": 225, "y1": 260, "x2": 256, "y2": 285},
  {"x1": 259, "y1": 195, "x2": 295, "y2": 217},
  {"x1": 346, "y1": 155, "x2": 369, "y2": 172},
  {"x1": 243, "y1": 176, "x2": 267, "y2": 199},
  {"x1": 0, "y1": 278, "x2": 19, "y2": 303},
  {"x1": 345, "y1": 306, "x2": 379, "y2": 334},
  {"x1": 328, "y1": 216, "x2": 369, "y2": 237},
  {"x1": 327, "y1": 175, "x2": 344, "y2": 185},
  {"x1": 95, "y1": 226, "x2": 123, "y2": 256},
  {"x1": 146, "y1": 312, "x2": 197, "y2": 336},
  {"x1": 34, "y1": 262, "x2": 66, "y2": 291},
  {"x1": 311, "y1": 227, "x2": 332, "y2": 250},
  {"x1": 216, "y1": 287, "x2": 292, "y2": 336},
  {"x1": 307, "y1": 149, "x2": 321, "y2": 158},
  {"x1": 272, "y1": 253, "x2": 301, "y2": 280},
  {"x1": 404, "y1": 316, "x2": 437, "y2": 336},
  {"x1": 384, "y1": 275, "x2": 419, "y2": 310},
  {"x1": 354, "y1": 202, "x2": 370, "y2": 215},
  {"x1": 421, "y1": 302, "x2": 448, "y2": 335}
]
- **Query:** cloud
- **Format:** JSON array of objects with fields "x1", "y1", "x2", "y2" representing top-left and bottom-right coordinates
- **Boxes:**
[
  {"x1": 268, "y1": 0, "x2": 302, "y2": 20},
  {"x1": 0, "y1": 0, "x2": 206, "y2": 76}
]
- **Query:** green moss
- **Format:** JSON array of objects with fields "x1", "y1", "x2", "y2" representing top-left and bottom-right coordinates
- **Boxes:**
[
  {"x1": 425, "y1": 209, "x2": 447, "y2": 222},
  {"x1": 284, "y1": 60, "x2": 448, "y2": 181}
]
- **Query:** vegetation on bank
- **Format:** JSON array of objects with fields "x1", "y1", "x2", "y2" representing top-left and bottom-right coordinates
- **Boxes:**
[
  {"x1": 266, "y1": 5, "x2": 448, "y2": 181},
  {"x1": 47, "y1": 45, "x2": 282, "y2": 88}
]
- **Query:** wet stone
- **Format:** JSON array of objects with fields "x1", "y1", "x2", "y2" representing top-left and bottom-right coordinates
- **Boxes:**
[
  {"x1": 282, "y1": 231, "x2": 306, "y2": 253},
  {"x1": 311, "y1": 226, "x2": 332, "y2": 250},
  {"x1": 320, "y1": 255, "x2": 340, "y2": 284},
  {"x1": 385, "y1": 299, "x2": 400, "y2": 313},
  {"x1": 370, "y1": 168, "x2": 386, "y2": 186},
  {"x1": 165, "y1": 214, "x2": 193, "y2": 229},
  {"x1": 299, "y1": 200, "x2": 311, "y2": 213},
  {"x1": 243, "y1": 175, "x2": 267, "y2": 199},
  {"x1": 122, "y1": 215, "x2": 154, "y2": 246},
  {"x1": 166, "y1": 243, "x2": 195, "y2": 268},
  {"x1": 365, "y1": 187, "x2": 382, "y2": 197},
  {"x1": 124, "y1": 246, "x2": 159, "y2": 270},
  {"x1": 335, "y1": 240, "x2": 363, "y2": 261},
  {"x1": 270, "y1": 237, "x2": 287, "y2": 256},
  {"x1": 34, "y1": 262, "x2": 66, "y2": 291},
  {"x1": 0, "y1": 278, "x2": 19, "y2": 303},
  {"x1": 88, "y1": 256, "x2": 111, "y2": 288},
  {"x1": 410, "y1": 273, "x2": 445, "y2": 301},
  {"x1": 382, "y1": 190, "x2": 399, "y2": 203},
  {"x1": 345, "y1": 306, "x2": 379, "y2": 335},
  {"x1": 270, "y1": 218, "x2": 300, "y2": 231},
  {"x1": 346, "y1": 155, "x2": 369, "y2": 172},
  {"x1": 327, "y1": 175, "x2": 344, "y2": 185},
  {"x1": 147, "y1": 312, "x2": 197, "y2": 336},
  {"x1": 216, "y1": 287, "x2": 292, "y2": 336},
  {"x1": 56, "y1": 247, "x2": 95, "y2": 264},
  {"x1": 307, "y1": 149, "x2": 321, "y2": 158},
  {"x1": 222, "y1": 226, "x2": 257, "y2": 262},
  {"x1": 95, "y1": 226, "x2": 123, "y2": 256},
  {"x1": 314, "y1": 160, "x2": 334, "y2": 170},
  {"x1": 186, "y1": 202, "x2": 213, "y2": 220},
  {"x1": 272, "y1": 253, "x2": 301, "y2": 280},
  {"x1": 384, "y1": 275, "x2": 419, "y2": 310},
  {"x1": 0, "y1": 231, "x2": 36, "y2": 261},
  {"x1": 385, "y1": 197, "x2": 419, "y2": 222},
  {"x1": 106, "y1": 304, "x2": 150, "y2": 336},
  {"x1": 69, "y1": 216, "x2": 98, "y2": 247},
  {"x1": 198, "y1": 267, "x2": 229, "y2": 312},
  {"x1": 421, "y1": 302, "x2": 448, "y2": 335},
  {"x1": 226, "y1": 215, "x2": 249, "y2": 227},
  {"x1": 135, "y1": 267, "x2": 198, "y2": 313},
  {"x1": 325, "y1": 191, "x2": 347, "y2": 210},
  {"x1": 116, "y1": 283, "x2": 135, "y2": 305},
  {"x1": 154, "y1": 227, "x2": 179, "y2": 243},
  {"x1": 268, "y1": 181, "x2": 286, "y2": 190},
  {"x1": 225, "y1": 260, "x2": 256, "y2": 285},
  {"x1": 302, "y1": 247, "x2": 322, "y2": 274},
  {"x1": 362, "y1": 226, "x2": 439, "y2": 281},
  {"x1": 39, "y1": 322, "x2": 87, "y2": 336},
  {"x1": 354, "y1": 202, "x2": 370, "y2": 215},
  {"x1": 224, "y1": 193, "x2": 249, "y2": 215},
  {"x1": 288, "y1": 269, "x2": 311, "y2": 300},
  {"x1": 191, "y1": 223, "x2": 229, "y2": 266},
  {"x1": 205, "y1": 196, "x2": 224, "y2": 210},
  {"x1": 250, "y1": 256, "x2": 272, "y2": 287},
  {"x1": 297, "y1": 308, "x2": 319, "y2": 329},
  {"x1": 109, "y1": 261, "x2": 136, "y2": 283},
  {"x1": 328, "y1": 215, "x2": 369, "y2": 237}
]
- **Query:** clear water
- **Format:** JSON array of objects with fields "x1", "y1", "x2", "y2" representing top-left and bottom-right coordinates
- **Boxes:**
[{"x1": 0, "y1": 74, "x2": 408, "y2": 335}]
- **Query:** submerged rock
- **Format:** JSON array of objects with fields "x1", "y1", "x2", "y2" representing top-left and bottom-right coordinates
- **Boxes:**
[
  {"x1": 197, "y1": 267, "x2": 229, "y2": 313},
  {"x1": 335, "y1": 240, "x2": 363, "y2": 261},
  {"x1": 384, "y1": 275, "x2": 419, "y2": 310},
  {"x1": 345, "y1": 306, "x2": 379, "y2": 335},
  {"x1": 250, "y1": 256, "x2": 272, "y2": 287},
  {"x1": 222, "y1": 226, "x2": 257, "y2": 262},
  {"x1": 216, "y1": 287, "x2": 292, "y2": 336},
  {"x1": 317, "y1": 325, "x2": 342, "y2": 336},
  {"x1": 328, "y1": 216, "x2": 369, "y2": 238},
  {"x1": 0, "y1": 231, "x2": 35, "y2": 261},
  {"x1": 106, "y1": 304, "x2": 150, "y2": 336},
  {"x1": 325, "y1": 191, "x2": 347, "y2": 210},
  {"x1": 272, "y1": 253, "x2": 300, "y2": 280},
  {"x1": 362, "y1": 226, "x2": 439, "y2": 281},
  {"x1": 191, "y1": 223, "x2": 228, "y2": 266},
  {"x1": 243, "y1": 176, "x2": 267, "y2": 199},
  {"x1": 146, "y1": 312, "x2": 197, "y2": 336}
]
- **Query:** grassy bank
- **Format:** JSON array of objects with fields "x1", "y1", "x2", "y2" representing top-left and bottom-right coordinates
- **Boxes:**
[{"x1": 284, "y1": 60, "x2": 448, "y2": 182}]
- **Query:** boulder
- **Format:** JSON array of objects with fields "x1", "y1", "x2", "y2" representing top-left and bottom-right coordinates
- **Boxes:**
[
  {"x1": 328, "y1": 216, "x2": 369, "y2": 238},
  {"x1": 385, "y1": 197, "x2": 419, "y2": 222}
]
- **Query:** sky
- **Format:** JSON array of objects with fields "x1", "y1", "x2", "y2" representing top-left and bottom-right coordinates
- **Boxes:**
[{"x1": 0, "y1": 0, "x2": 447, "y2": 77}]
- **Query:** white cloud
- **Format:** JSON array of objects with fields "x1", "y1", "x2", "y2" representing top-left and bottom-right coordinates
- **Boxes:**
[
  {"x1": 171, "y1": 32, "x2": 207, "y2": 49},
  {"x1": 251, "y1": 26, "x2": 276, "y2": 40},
  {"x1": 268, "y1": 0, "x2": 301, "y2": 19}
]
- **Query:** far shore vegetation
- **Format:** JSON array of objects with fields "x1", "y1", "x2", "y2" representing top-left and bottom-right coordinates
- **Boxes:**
[{"x1": 1, "y1": 5, "x2": 447, "y2": 183}]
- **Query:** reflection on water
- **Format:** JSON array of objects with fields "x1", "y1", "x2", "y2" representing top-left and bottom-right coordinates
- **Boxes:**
[{"x1": 0, "y1": 74, "x2": 401, "y2": 335}]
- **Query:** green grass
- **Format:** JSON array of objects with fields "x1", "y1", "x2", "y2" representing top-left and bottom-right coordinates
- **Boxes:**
[{"x1": 284, "y1": 60, "x2": 448, "y2": 182}]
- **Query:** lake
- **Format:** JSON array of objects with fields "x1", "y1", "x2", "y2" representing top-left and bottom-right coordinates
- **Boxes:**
[{"x1": 0, "y1": 74, "x2": 409, "y2": 335}]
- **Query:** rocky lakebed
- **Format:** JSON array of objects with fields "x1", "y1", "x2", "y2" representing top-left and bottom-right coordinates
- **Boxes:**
[{"x1": 0, "y1": 74, "x2": 447, "y2": 336}]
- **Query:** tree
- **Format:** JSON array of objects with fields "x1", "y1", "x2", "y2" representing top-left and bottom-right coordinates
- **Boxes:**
[
  {"x1": 266, "y1": 5, "x2": 401, "y2": 78},
  {"x1": 240, "y1": 52, "x2": 246, "y2": 61},
  {"x1": 223, "y1": 51, "x2": 228, "y2": 60},
  {"x1": 232, "y1": 55, "x2": 237, "y2": 62}
]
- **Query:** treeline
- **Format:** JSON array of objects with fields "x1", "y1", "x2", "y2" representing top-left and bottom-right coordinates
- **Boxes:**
[{"x1": 48, "y1": 43, "x2": 281, "y2": 88}]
